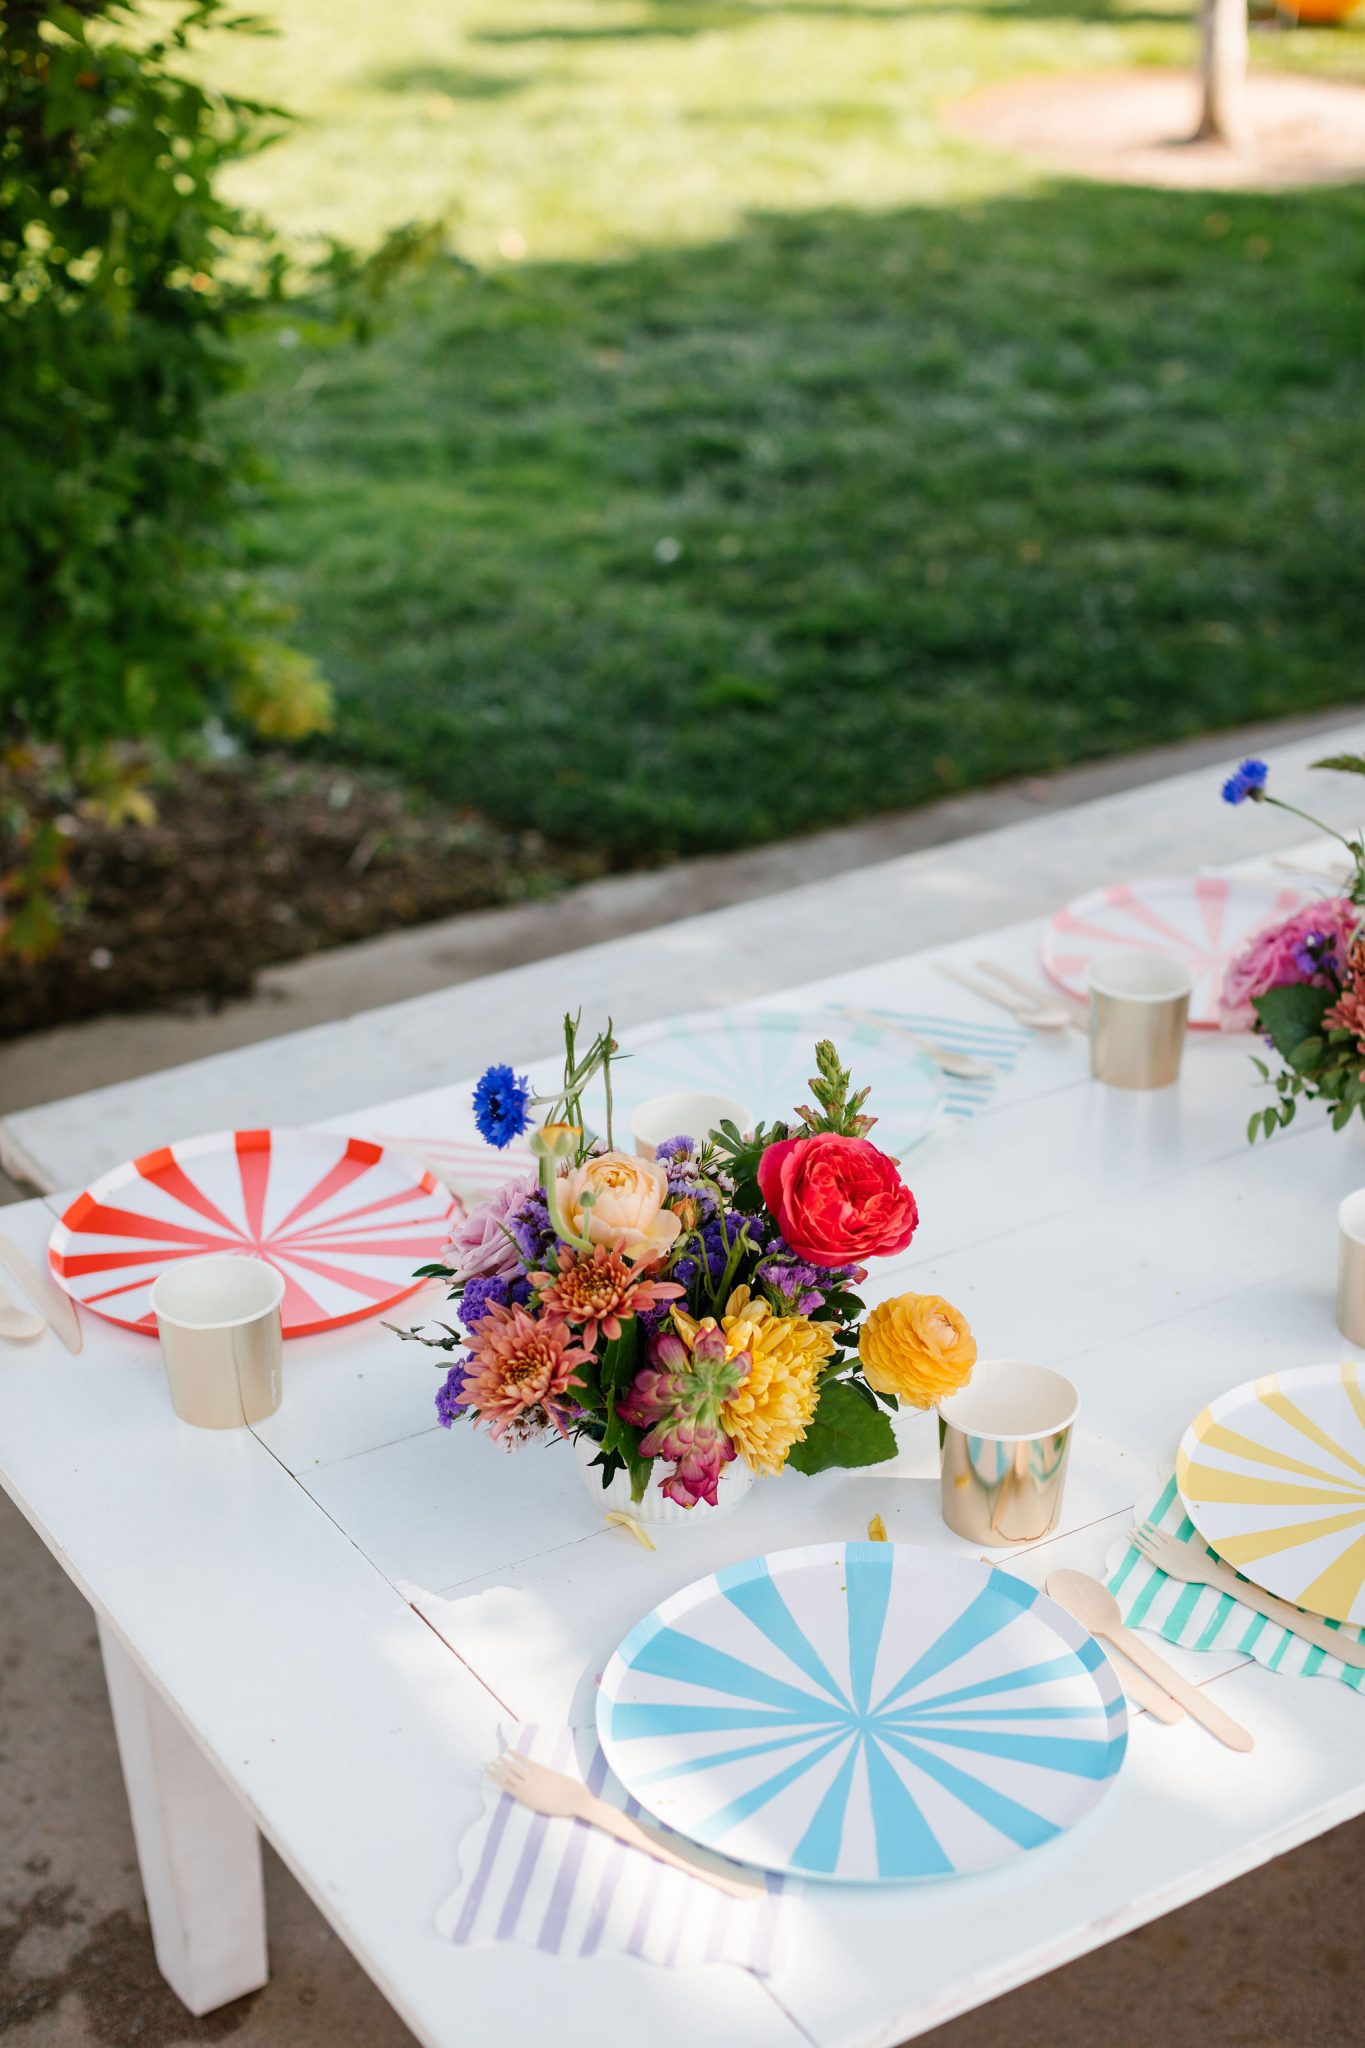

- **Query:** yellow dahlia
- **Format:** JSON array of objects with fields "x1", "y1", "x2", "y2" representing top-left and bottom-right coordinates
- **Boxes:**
[{"x1": 674, "y1": 1286, "x2": 836, "y2": 1477}]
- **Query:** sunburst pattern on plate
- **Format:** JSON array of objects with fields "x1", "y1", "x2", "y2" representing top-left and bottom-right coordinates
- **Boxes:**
[{"x1": 1177, "y1": 1362, "x2": 1365, "y2": 1625}]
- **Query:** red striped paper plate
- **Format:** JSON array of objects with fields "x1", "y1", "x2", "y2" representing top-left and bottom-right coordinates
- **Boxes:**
[
  {"x1": 1042, "y1": 875, "x2": 1308, "y2": 1029},
  {"x1": 48, "y1": 1129, "x2": 460, "y2": 1338}
]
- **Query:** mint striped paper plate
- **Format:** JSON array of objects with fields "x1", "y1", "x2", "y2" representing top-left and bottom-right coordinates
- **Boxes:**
[
  {"x1": 590, "y1": 1008, "x2": 945, "y2": 1160},
  {"x1": 598, "y1": 1544, "x2": 1127, "y2": 1884}
]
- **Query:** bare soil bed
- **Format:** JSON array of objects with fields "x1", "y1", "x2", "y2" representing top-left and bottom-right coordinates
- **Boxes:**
[
  {"x1": 946, "y1": 69, "x2": 1365, "y2": 189},
  {"x1": 1, "y1": 754, "x2": 609, "y2": 1039}
]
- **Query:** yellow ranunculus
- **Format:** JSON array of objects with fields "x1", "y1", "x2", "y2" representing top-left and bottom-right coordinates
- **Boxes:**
[
  {"x1": 858, "y1": 1293, "x2": 976, "y2": 1410},
  {"x1": 697, "y1": 1285, "x2": 837, "y2": 1477}
]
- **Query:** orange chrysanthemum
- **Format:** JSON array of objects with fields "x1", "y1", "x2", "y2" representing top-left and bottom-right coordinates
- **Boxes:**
[
  {"x1": 529, "y1": 1244, "x2": 682, "y2": 1348},
  {"x1": 461, "y1": 1302, "x2": 591, "y2": 1443}
]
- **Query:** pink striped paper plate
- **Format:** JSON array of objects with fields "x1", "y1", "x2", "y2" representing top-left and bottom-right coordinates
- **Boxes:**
[
  {"x1": 1042, "y1": 875, "x2": 1308, "y2": 1029},
  {"x1": 48, "y1": 1129, "x2": 459, "y2": 1338}
]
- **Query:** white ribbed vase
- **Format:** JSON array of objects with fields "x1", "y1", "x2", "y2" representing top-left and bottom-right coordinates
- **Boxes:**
[{"x1": 571, "y1": 1434, "x2": 754, "y2": 1525}]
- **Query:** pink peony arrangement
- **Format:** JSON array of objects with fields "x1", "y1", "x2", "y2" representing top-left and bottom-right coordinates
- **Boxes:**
[
  {"x1": 1218, "y1": 897, "x2": 1360, "y2": 1032},
  {"x1": 1219, "y1": 753, "x2": 1365, "y2": 1139}
]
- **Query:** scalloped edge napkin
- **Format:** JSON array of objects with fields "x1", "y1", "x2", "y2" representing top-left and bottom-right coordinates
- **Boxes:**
[
  {"x1": 1104, "y1": 1470, "x2": 1364, "y2": 1692},
  {"x1": 437, "y1": 1723, "x2": 791, "y2": 1973}
]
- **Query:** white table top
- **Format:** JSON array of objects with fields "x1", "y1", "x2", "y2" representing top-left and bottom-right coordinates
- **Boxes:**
[{"x1": 3, "y1": 895, "x2": 1364, "y2": 2048}]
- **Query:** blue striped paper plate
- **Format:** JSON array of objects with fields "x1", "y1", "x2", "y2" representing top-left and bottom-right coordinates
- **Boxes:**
[
  {"x1": 589, "y1": 1009, "x2": 944, "y2": 1161},
  {"x1": 598, "y1": 1544, "x2": 1126, "y2": 1884}
]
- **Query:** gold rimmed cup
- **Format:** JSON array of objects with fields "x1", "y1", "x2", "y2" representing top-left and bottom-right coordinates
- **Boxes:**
[
  {"x1": 1087, "y1": 951, "x2": 1193, "y2": 1090},
  {"x1": 629, "y1": 1090, "x2": 752, "y2": 1161},
  {"x1": 1338, "y1": 1189, "x2": 1365, "y2": 1348},
  {"x1": 150, "y1": 1254, "x2": 285, "y2": 1429},
  {"x1": 937, "y1": 1359, "x2": 1080, "y2": 1546}
]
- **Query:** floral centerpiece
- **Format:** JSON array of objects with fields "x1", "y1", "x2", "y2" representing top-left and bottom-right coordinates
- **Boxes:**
[
  {"x1": 396, "y1": 1016, "x2": 976, "y2": 1510},
  {"x1": 1220, "y1": 753, "x2": 1365, "y2": 1138}
]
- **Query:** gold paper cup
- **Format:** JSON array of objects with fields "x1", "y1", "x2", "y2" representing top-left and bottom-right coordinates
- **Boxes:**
[
  {"x1": 1338, "y1": 1190, "x2": 1365, "y2": 1348},
  {"x1": 937, "y1": 1359, "x2": 1079, "y2": 1546},
  {"x1": 150, "y1": 1254, "x2": 285, "y2": 1430},
  {"x1": 629, "y1": 1090, "x2": 752, "y2": 1161},
  {"x1": 1087, "y1": 951, "x2": 1193, "y2": 1090}
]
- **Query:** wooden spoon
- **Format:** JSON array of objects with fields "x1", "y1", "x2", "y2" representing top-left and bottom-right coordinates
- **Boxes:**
[
  {"x1": 1046, "y1": 1569, "x2": 1253, "y2": 1752},
  {"x1": 0, "y1": 1279, "x2": 45, "y2": 1343}
]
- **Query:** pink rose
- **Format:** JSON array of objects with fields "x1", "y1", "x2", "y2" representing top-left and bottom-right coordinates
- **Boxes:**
[
  {"x1": 1218, "y1": 897, "x2": 1360, "y2": 1031},
  {"x1": 757, "y1": 1133, "x2": 918, "y2": 1269},
  {"x1": 443, "y1": 1172, "x2": 537, "y2": 1282}
]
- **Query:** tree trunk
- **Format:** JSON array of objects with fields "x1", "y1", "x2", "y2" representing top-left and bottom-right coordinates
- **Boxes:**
[{"x1": 1195, "y1": 0, "x2": 1250, "y2": 146}]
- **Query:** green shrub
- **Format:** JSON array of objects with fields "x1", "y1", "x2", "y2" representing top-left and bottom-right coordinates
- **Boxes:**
[{"x1": 0, "y1": 0, "x2": 334, "y2": 951}]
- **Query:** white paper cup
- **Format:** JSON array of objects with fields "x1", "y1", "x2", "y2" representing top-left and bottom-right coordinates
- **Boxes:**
[
  {"x1": 1338, "y1": 1190, "x2": 1365, "y2": 1347},
  {"x1": 629, "y1": 1091, "x2": 752, "y2": 1160},
  {"x1": 151, "y1": 1254, "x2": 285, "y2": 1429},
  {"x1": 937, "y1": 1359, "x2": 1080, "y2": 1546},
  {"x1": 1086, "y1": 951, "x2": 1193, "y2": 1089}
]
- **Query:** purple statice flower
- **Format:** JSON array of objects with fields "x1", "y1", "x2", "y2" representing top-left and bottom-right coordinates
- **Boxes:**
[
  {"x1": 471, "y1": 1063, "x2": 533, "y2": 1148},
  {"x1": 758, "y1": 1255, "x2": 825, "y2": 1315},
  {"x1": 507, "y1": 1184, "x2": 554, "y2": 1268},
  {"x1": 460, "y1": 1273, "x2": 510, "y2": 1327},
  {"x1": 654, "y1": 1134, "x2": 695, "y2": 1163},
  {"x1": 1291, "y1": 930, "x2": 1338, "y2": 980},
  {"x1": 435, "y1": 1361, "x2": 469, "y2": 1428},
  {"x1": 1221, "y1": 758, "x2": 1269, "y2": 807},
  {"x1": 758, "y1": 1237, "x2": 868, "y2": 1315}
]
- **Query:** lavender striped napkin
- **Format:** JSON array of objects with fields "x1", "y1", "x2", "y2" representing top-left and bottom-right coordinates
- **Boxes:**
[{"x1": 437, "y1": 1724, "x2": 789, "y2": 1973}]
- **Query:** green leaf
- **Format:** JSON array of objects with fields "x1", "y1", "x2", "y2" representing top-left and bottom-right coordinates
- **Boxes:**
[
  {"x1": 785, "y1": 1376, "x2": 898, "y2": 1476},
  {"x1": 1253, "y1": 982, "x2": 1332, "y2": 1061},
  {"x1": 1311, "y1": 754, "x2": 1365, "y2": 779}
]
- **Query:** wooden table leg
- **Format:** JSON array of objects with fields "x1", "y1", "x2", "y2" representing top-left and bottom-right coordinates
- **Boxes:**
[{"x1": 98, "y1": 1620, "x2": 269, "y2": 2014}]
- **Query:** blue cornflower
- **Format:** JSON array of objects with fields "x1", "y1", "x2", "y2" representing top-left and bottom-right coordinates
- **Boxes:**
[
  {"x1": 435, "y1": 1362, "x2": 468, "y2": 1429},
  {"x1": 460, "y1": 1274, "x2": 510, "y2": 1328},
  {"x1": 471, "y1": 1063, "x2": 532, "y2": 1148},
  {"x1": 1221, "y1": 758, "x2": 1269, "y2": 806}
]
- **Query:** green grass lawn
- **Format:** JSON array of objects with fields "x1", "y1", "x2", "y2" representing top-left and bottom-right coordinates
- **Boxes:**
[{"x1": 211, "y1": 0, "x2": 1365, "y2": 854}]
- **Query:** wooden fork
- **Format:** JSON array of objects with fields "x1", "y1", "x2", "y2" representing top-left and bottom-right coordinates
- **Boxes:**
[
  {"x1": 485, "y1": 1751, "x2": 765, "y2": 1899},
  {"x1": 1130, "y1": 1523, "x2": 1365, "y2": 1670}
]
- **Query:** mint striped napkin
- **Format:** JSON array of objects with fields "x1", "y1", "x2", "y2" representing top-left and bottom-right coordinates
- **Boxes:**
[
  {"x1": 437, "y1": 1724, "x2": 789, "y2": 1972},
  {"x1": 850, "y1": 1008, "x2": 1031, "y2": 1119},
  {"x1": 1105, "y1": 1474, "x2": 1365, "y2": 1693}
]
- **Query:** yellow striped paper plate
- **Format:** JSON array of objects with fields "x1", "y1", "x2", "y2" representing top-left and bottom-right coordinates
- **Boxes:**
[{"x1": 1176, "y1": 1363, "x2": 1365, "y2": 1626}]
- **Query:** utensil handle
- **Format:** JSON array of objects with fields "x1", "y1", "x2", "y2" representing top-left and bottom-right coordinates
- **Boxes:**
[
  {"x1": 584, "y1": 1798, "x2": 763, "y2": 1899},
  {"x1": 975, "y1": 962, "x2": 1087, "y2": 1036},
  {"x1": 1108, "y1": 1653, "x2": 1185, "y2": 1724},
  {"x1": 1104, "y1": 1624, "x2": 1254, "y2": 1751},
  {"x1": 0, "y1": 1238, "x2": 81, "y2": 1353},
  {"x1": 935, "y1": 962, "x2": 1032, "y2": 1021},
  {"x1": 1200, "y1": 1562, "x2": 1365, "y2": 1670}
]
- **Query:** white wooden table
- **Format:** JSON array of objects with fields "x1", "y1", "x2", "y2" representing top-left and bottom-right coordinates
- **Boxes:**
[{"x1": 3, "y1": 897, "x2": 1364, "y2": 2048}]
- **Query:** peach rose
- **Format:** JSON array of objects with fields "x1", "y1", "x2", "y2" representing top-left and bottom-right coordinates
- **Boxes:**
[
  {"x1": 559, "y1": 1151, "x2": 682, "y2": 1260},
  {"x1": 859, "y1": 1292, "x2": 976, "y2": 1410}
]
